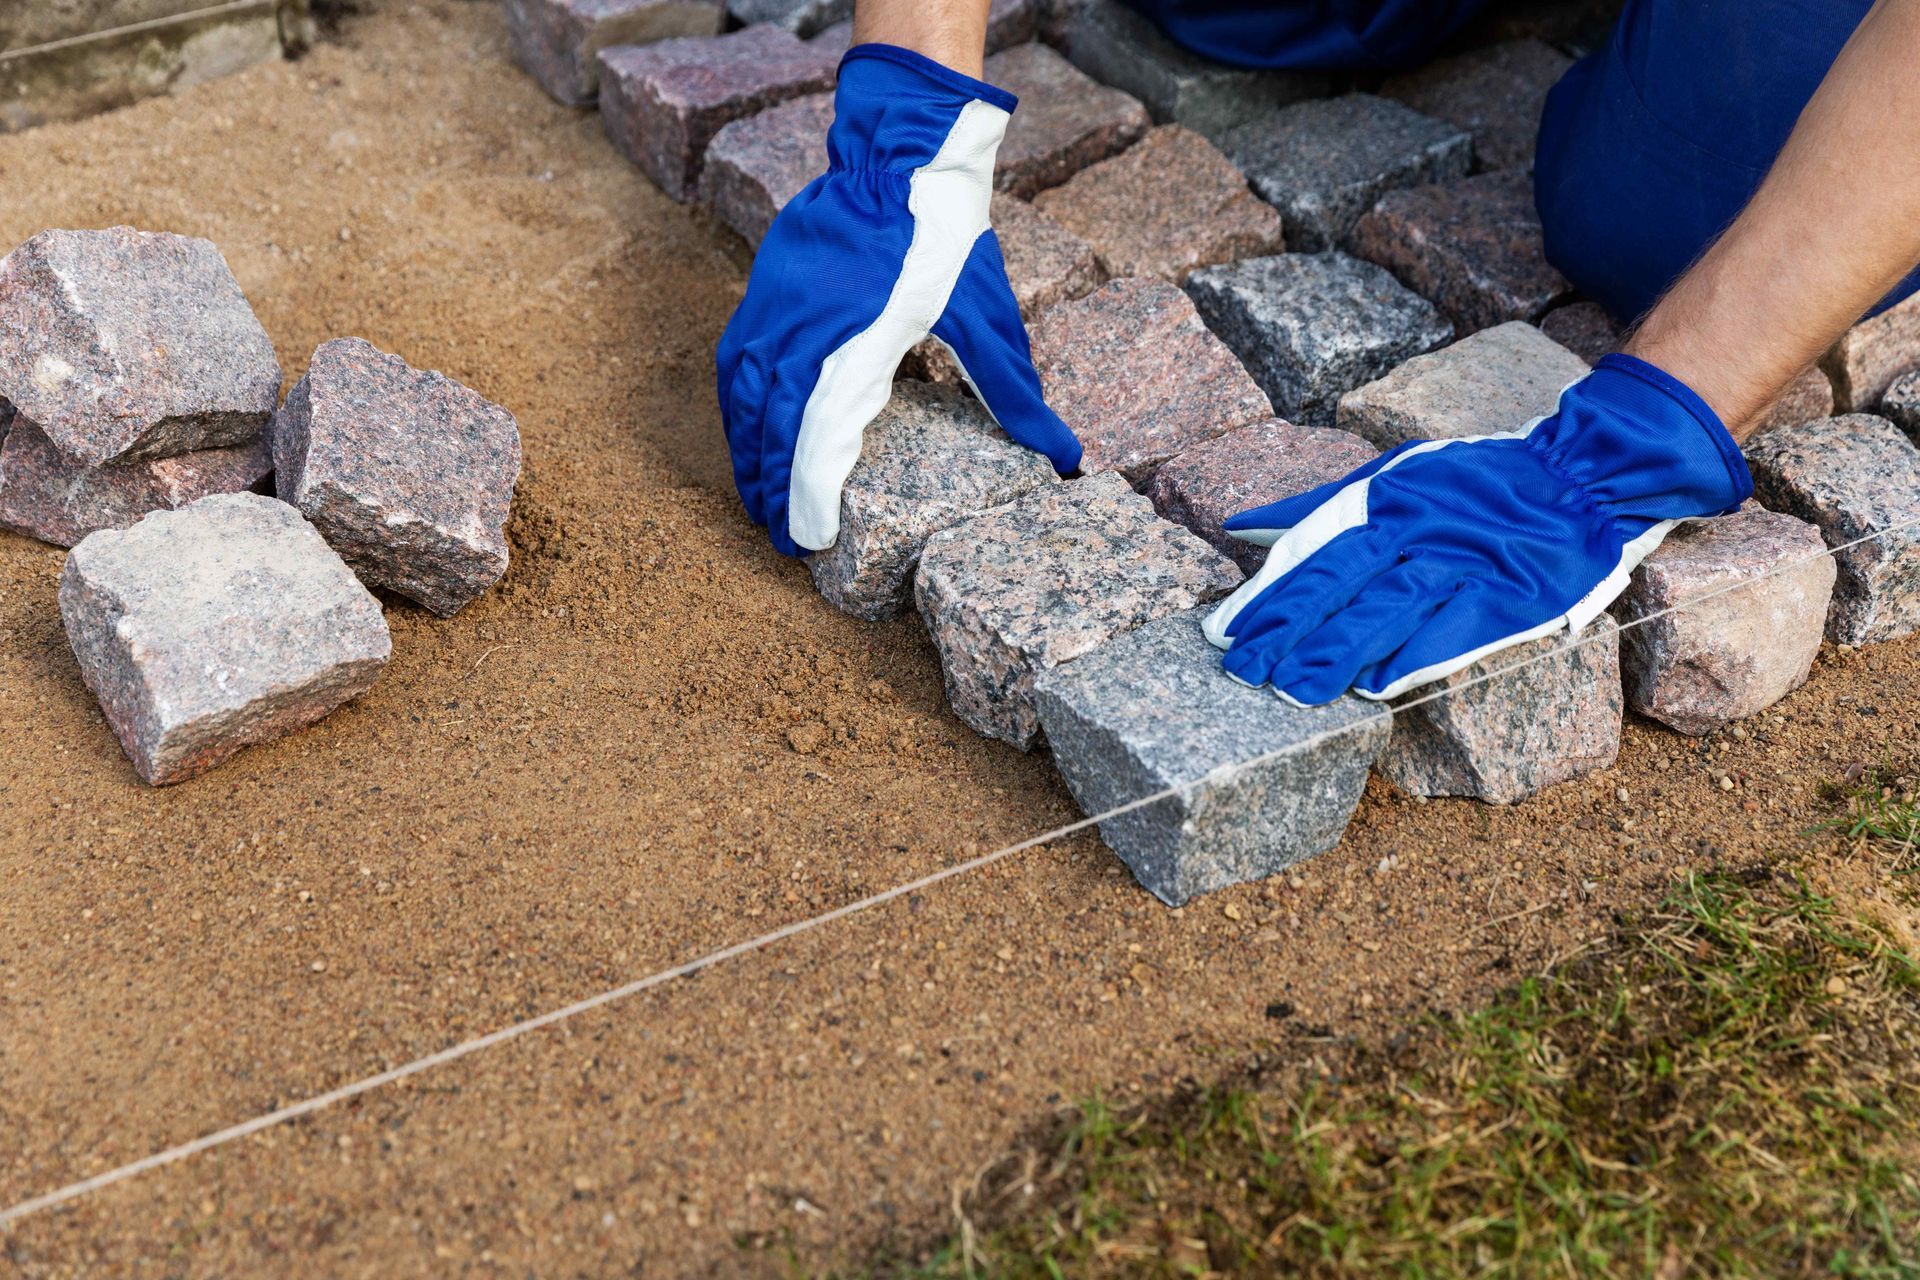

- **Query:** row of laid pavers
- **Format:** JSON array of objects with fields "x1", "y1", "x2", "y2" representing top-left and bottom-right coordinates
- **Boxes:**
[
  {"x1": 512, "y1": 0, "x2": 1920, "y2": 903},
  {"x1": 0, "y1": 227, "x2": 521, "y2": 784}
]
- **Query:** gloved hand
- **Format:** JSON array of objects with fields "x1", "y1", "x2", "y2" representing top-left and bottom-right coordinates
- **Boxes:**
[
  {"x1": 1205, "y1": 353, "x2": 1753, "y2": 705},
  {"x1": 716, "y1": 45, "x2": 1081, "y2": 557}
]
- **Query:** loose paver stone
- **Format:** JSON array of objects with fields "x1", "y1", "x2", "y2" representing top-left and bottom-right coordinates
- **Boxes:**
[
  {"x1": 1612, "y1": 506, "x2": 1834, "y2": 736},
  {"x1": 724, "y1": 0, "x2": 847, "y2": 37},
  {"x1": 1539, "y1": 301, "x2": 1616, "y2": 363},
  {"x1": 1886, "y1": 371, "x2": 1920, "y2": 437},
  {"x1": 1823, "y1": 289, "x2": 1920, "y2": 412},
  {"x1": 1351, "y1": 170, "x2": 1572, "y2": 333},
  {"x1": 274, "y1": 338, "x2": 522, "y2": 617},
  {"x1": 598, "y1": 26, "x2": 837, "y2": 201},
  {"x1": 0, "y1": 417, "x2": 272, "y2": 548},
  {"x1": 985, "y1": 42, "x2": 1150, "y2": 199},
  {"x1": 1219, "y1": 94, "x2": 1470, "y2": 252},
  {"x1": 699, "y1": 90, "x2": 835, "y2": 246},
  {"x1": 0, "y1": 227, "x2": 281, "y2": 467},
  {"x1": 1336, "y1": 320, "x2": 1587, "y2": 448},
  {"x1": 1033, "y1": 125, "x2": 1283, "y2": 283},
  {"x1": 505, "y1": 0, "x2": 723, "y2": 105},
  {"x1": 1750, "y1": 365, "x2": 1836, "y2": 436},
  {"x1": 1147, "y1": 418, "x2": 1376, "y2": 573},
  {"x1": 1745, "y1": 414, "x2": 1920, "y2": 644},
  {"x1": 1377, "y1": 617, "x2": 1623, "y2": 804},
  {"x1": 805, "y1": 382, "x2": 1058, "y2": 620},
  {"x1": 1063, "y1": 0, "x2": 1328, "y2": 141},
  {"x1": 59, "y1": 493, "x2": 391, "y2": 786},
  {"x1": 1035, "y1": 609, "x2": 1389, "y2": 906},
  {"x1": 914, "y1": 472, "x2": 1242, "y2": 749},
  {"x1": 1030, "y1": 277, "x2": 1272, "y2": 479},
  {"x1": 1379, "y1": 39, "x2": 1572, "y2": 173},
  {"x1": 1185, "y1": 252, "x2": 1453, "y2": 426}
]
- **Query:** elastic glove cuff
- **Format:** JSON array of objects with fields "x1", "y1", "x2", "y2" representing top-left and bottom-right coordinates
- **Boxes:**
[
  {"x1": 839, "y1": 44, "x2": 1018, "y2": 114},
  {"x1": 1529, "y1": 351, "x2": 1754, "y2": 521},
  {"x1": 828, "y1": 45, "x2": 1018, "y2": 174}
]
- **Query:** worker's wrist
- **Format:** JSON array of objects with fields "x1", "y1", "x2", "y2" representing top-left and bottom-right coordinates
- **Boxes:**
[{"x1": 851, "y1": 2, "x2": 989, "y2": 79}]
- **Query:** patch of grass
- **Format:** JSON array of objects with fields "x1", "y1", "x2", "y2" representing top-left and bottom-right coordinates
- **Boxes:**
[
  {"x1": 892, "y1": 873, "x2": 1920, "y2": 1279},
  {"x1": 1820, "y1": 763, "x2": 1920, "y2": 881}
]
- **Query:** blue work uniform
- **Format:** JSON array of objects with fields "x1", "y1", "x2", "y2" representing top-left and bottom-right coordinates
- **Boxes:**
[{"x1": 1126, "y1": 0, "x2": 1920, "y2": 322}]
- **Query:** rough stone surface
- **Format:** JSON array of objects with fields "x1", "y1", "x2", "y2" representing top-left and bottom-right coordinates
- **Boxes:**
[
  {"x1": 810, "y1": 0, "x2": 1035, "y2": 56},
  {"x1": 58, "y1": 493, "x2": 391, "y2": 787},
  {"x1": 1823, "y1": 289, "x2": 1920, "y2": 412},
  {"x1": 1062, "y1": 0, "x2": 1328, "y2": 141},
  {"x1": 1034, "y1": 609, "x2": 1389, "y2": 906},
  {"x1": 1335, "y1": 321, "x2": 1588, "y2": 448},
  {"x1": 1745, "y1": 415, "x2": 1920, "y2": 645},
  {"x1": 805, "y1": 382, "x2": 1058, "y2": 620},
  {"x1": 1185, "y1": 252, "x2": 1453, "y2": 426},
  {"x1": 1378, "y1": 618, "x2": 1623, "y2": 805},
  {"x1": 699, "y1": 90, "x2": 835, "y2": 247},
  {"x1": 1612, "y1": 506, "x2": 1834, "y2": 736},
  {"x1": 1539, "y1": 301, "x2": 1617, "y2": 363},
  {"x1": 1030, "y1": 278, "x2": 1272, "y2": 479},
  {"x1": 985, "y1": 42, "x2": 1150, "y2": 199},
  {"x1": 1147, "y1": 418, "x2": 1376, "y2": 573},
  {"x1": 1886, "y1": 370, "x2": 1920, "y2": 437},
  {"x1": 1750, "y1": 365, "x2": 1837, "y2": 436},
  {"x1": 274, "y1": 338, "x2": 522, "y2": 618},
  {"x1": 724, "y1": 0, "x2": 848, "y2": 38},
  {"x1": 1219, "y1": 94, "x2": 1471, "y2": 252},
  {"x1": 1033, "y1": 125, "x2": 1283, "y2": 283},
  {"x1": 914, "y1": 473, "x2": 1242, "y2": 749},
  {"x1": 597, "y1": 26, "x2": 837, "y2": 202},
  {"x1": 504, "y1": 0, "x2": 724, "y2": 106},
  {"x1": 0, "y1": 227, "x2": 280, "y2": 466},
  {"x1": 1379, "y1": 39, "x2": 1572, "y2": 173},
  {"x1": 0, "y1": 416, "x2": 271, "y2": 548},
  {"x1": 1351, "y1": 170, "x2": 1573, "y2": 334}
]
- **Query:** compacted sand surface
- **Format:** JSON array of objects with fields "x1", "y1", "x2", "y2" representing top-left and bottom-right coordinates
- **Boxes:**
[{"x1": 1, "y1": 6, "x2": 1915, "y2": 1275}]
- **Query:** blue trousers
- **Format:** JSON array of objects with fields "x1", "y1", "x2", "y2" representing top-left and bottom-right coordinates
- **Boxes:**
[{"x1": 1127, "y1": 0, "x2": 1920, "y2": 323}]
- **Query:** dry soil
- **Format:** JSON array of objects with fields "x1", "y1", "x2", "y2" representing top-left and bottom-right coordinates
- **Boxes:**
[{"x1": 1, "y1": 5, "x2": 1915, "y2": 1276}]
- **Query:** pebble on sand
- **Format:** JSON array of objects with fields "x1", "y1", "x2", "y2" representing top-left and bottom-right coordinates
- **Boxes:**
[
  {"x1": 274, "y1": 338, "x2": 522, "y2": 618},
  {"x1": 0, "y1": 227, "x2": 281, "y2": 466},
  {"x1": 59, "y1": 492, "x2": 391, "y2": 786}
]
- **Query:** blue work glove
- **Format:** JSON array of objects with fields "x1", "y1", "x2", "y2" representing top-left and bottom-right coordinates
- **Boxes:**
[
  {"x1": 716, "y1": 45, "x2": 1082, "y2": 557},
  {"x1": 1204, "y1": 354, "x2": 1753, "y2": 705}
]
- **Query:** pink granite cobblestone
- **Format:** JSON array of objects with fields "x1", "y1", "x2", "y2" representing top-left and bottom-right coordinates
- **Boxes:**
[
  {"x1": 505, "y1": 0, "x2": 723, "y2": 106},
  {"x1": 986, "y1": 42, "x2": 1150, "y2": 199},
  {"x1": 1823, "y1": 290, "x2": 1920, "y2": 412},
  {"x1": 1380, "y1": 39, "x2": 1572, "y2": 173},
  {"x1": 1335, "y1": 320, "x2": 1587, "y2": 448}
]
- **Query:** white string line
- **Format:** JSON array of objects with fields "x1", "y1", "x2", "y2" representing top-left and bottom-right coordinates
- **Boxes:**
[
  {"x1": 0, "y1": 0, "x2": 277, "y2": 62},
  {"x1": 2, "y1": 514, "x2": 1914, "y2": 1230}
]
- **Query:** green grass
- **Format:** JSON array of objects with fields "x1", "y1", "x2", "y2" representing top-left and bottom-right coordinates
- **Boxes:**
[
  {"x1": 1821, "y1": 764, "x2": 1920, "y2": 882},
  {"x1": 887, "y1": 871, "x2": 1920, "y2": 1279}
]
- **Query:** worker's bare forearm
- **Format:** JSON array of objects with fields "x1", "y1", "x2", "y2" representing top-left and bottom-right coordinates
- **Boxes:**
[
  {"x1": 853, "y1": 0, "x2": 992, "y2": 77},
  {"x1": 1625, "y1": 0, "x2": 1920, "y2": 438}
]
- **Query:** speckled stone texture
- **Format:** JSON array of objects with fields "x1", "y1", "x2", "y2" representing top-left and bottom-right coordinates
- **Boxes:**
[
  {"x1": 0, "y1": 416, "x2": 272, "y2": 548},
  {"x1": 1219, "y1": 95, "x2": 1470, "y2": 252},
  {"x1": 59, "y1": 493, "x2": 391, "y2": 786},
  {"x1": 1336, "y1": 321, "x2": 1588, "y2": 449},
  {"x1": 1147, "y1": 418, "x2": 1377, "y2": 574},
  {"x1": 699, "y1": 90, "x2": 834, "y2": 247},
  {"x1": 1612, "y1": 506, "x2": 1834, "y2": 736},
  {"x1": 274, "y1": 338, "x2": 522, "y2": 617},
  {"x1": 1750, "y1": 365, "x2": 1837, "y2": 436},
  {"x1": 985, "y1": 42, "x2": 1150, "y2": 199},
  {"x1": 725, "y1": 0, "x2": 848, "y2": 37},
  {"x1": 1822, "y1": 289, "x2": 1920, "y2": 412},
  {"x1": 1185, "y1": 252, "x2": 1453, "y2": 426},
  {"x1": 504, "y1": 0, "x2": 723, "y2": 106},
  {"x1": 1029, "y1": 278, "x2": 1272, "y2": 479},
  {"x1": 805, "y1": 382, "x2": 1058, "y2": 620},
  {"x1": 1380, "y1": 39, "x2": 1572, "y2": 173},
  {"x1": 1033, "y1": 125, "x2": 1283, "y2": 283},
  {"x1": 1745, "y1": 415, "x2": 1920, "y2": 645},
  {"x1": 914, "y1": 473, "x2": 1242, "y2": 749},
  {"x1": 1351, "y1": 171, "x2": 1572, "y2": 334},
  {"x1": 0, "y1": 227, "x2": 280, "y2": 467},
  {"x1": 1886, "y1": 371, "x2": 1920, "y2": 437},
  {"x1": 1034, "y1": 609, "x2": 1389, "y2": 906},
  {"x1": 1377, "y1": 618, "x2": 1623, "y2": 805},
  {"x1": 1063, "y1": 0, "x2": 1328, "y2": 142},
  {"x1": 1539, "y1": 301, "x2": 1616, "y2": 364},
  {"x1": 597, "y1": 26, "x2": 837, "y2": 202}
]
